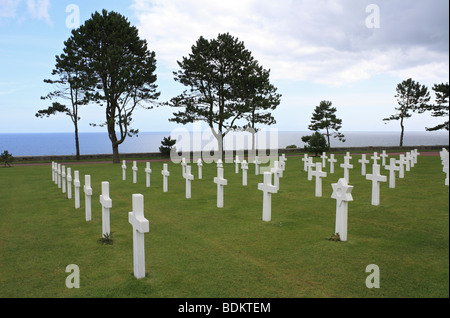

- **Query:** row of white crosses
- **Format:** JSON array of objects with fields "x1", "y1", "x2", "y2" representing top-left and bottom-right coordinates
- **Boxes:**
[
  {"x1": 122, "y1": 160, "x2": 153, "y2": 187},
  {"x1": 304, "y1": 149, "x2": 424, "y2": 211},
  {"x1": 52, "y1": 161, "x2": 149, "y2": 280}
]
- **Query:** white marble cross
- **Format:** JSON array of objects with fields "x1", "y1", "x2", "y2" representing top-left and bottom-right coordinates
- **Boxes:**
[
  {"x1": 278, "y1": 156, "x2": 285, "y2": 176},
  {"x1": 358, "y1": 154, "x2": 370, "y2": 176},
  {"x1": 241, "y1": 160, "x2": 248, "y2": 186},
  {"x1": 258, "y1": 172, "x2": 278, "y2": 222},
  {"x1": 404, "y1": 153, "x2": 411, "y2": 172},
  {"x1": 66, "y1": 167, "x2": 72, "y2": 199},
  {"x1": 340, "y1": 156, "x2": 353, "y2": 183},
  {"x1": 52, "y1": 162, "x2": 56, "y2": 183},
  {"x1": 234, "y1": 155, "x2": 241, "y2": 174},
  {"x1": 99, "y1": 181, "x2": 112, "y2": 237},
  {"x1": 74, "y1": 170, "x2": 80, "y2": 209},
  {"x1": 216, "y1": 159, "x2": 223, "y2": 169},
  {"x1": 328, "y1": 154, "x2": 337, "y2": 174},
  {"x1": 57, "y1": 164, "x2": 62, "y2": 189},
  {"x1": 84, "y1": 175, "x2": 93, "y2": 221},
  {"x1": 271, "y1": 160, "x2": 282, "y2": 190},
  {"x1": 320, "y1": 152, "x2": 328, "y2": 168},
  {"x1": 371, "y1": 152, "x2": 380, "y2": 165},
  {"x1": 396, "y1": 154, "x2": 405, "y2": 179},
  {"x1": 302, "y1": 154, "x2": 309, "y2": 172},
  {"x1": 311, "y1": 162, "x2": 327, "y2": 197},
  {"x1": 181, "y1": 157, "x2": 187, "y2": 177},
  {"x1": 132, "y1": 161, "x2": 138, "y2": 184},
  {"x1": 122, "y1": 160, "x2": 127, "y2": 181},
  {"x1": 413, "y1": 149, "x2": 420, "y2": 164},
  {"x1": 380, "y1": 150, "x2": 389, "y2": 166},
  {"x1": 345, "y1": 152, "x2": 352, "y2": 162},
  {"x1": 306, "y1": 157, "x2": 314, "y2": 181},
  {"x1": 384, "y1": 158, "x2": 400, "y2": 189},
  {"x1": 161, "y1": 163, "x2": 170, "y2": 193},
  {"x1": 409, "y1": 151, "x2": 415, "y2": 168},
  {"x1": 253, "y1": 156, "x2": 261, "y2": 176},
  {"x1": 61, "y1": 165, "x2": 66, "y2": 194},
  {"x1": 331, "y1": 178, "x2": 353, "y2": 242},
  {"x1": 214, "y1": 167, "x2": 227, "y2": 208},
  {"x1": 128, "y1": 194, "x2": 149, "y2": 280},
  {"x1": 145, "y1": 162, "x2": 152, "y2": 188},
  {"x1": 197, "y1": 158, "x2": 203, "y2": 179},
  {"x1": 184, "y1": 165, "x2": 194, "y2": 199},
  {"x1": 366, "y1": 163, "x2": 387, "y2": 206}
]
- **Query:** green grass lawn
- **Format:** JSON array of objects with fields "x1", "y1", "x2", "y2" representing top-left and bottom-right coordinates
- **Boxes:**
[{"x1": 0, "y1": 154, "x2": 448, "y2": 298}]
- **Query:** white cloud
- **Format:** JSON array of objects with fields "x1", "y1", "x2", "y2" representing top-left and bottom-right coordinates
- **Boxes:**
[
  {"x1": 27, "y1": 0, "x2": 52, "y2": 25},
  {"x1": 0, "y1": 0, "x2": 21, "y2": 18},
  {"x1": 131, "y1": 0, "x2": 449, "y2": 86}
]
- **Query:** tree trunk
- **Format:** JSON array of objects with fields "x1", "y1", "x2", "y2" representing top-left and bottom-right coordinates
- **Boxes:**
[
  {"x1": 399, "y1": 117, "x2": 405, "y2": 148},
  {"x1": 112, "y1": 143, "x2": 120, "y2": 164},
  {"x1": 326, "y1": 127, "x2": 331, "y2": 148},
  {"x1": 108, "y1": 119, "x2": 121, "y2": 164},
  {"x1": 74, "y1": 121, "x2": 80, "y2": 161}
]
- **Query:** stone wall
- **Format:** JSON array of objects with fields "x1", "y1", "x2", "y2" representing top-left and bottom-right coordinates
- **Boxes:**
[{"x1": 13, "y1": 145, "x2": 448, "y2": 162}]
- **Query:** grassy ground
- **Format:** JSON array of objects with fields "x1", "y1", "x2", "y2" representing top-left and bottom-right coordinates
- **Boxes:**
[{"x1": 0, "y1": 154, "x2": 448, "y2": 298}]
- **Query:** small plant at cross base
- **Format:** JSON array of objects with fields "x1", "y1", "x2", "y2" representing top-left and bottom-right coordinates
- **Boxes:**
[
  {"x1": 98, "y1": 232, "x2": 113, "y2": 245},
  {"x1": 328, "y1": 233, "x2": 341, "y2": 241}
]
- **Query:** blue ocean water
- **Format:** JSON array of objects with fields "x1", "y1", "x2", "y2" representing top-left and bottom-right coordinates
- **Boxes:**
[{"x1": 0, "y1": 131, "x2": 448, "y2": 157}]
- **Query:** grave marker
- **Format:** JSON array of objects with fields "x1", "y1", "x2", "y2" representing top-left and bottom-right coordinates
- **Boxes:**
[
  {"x1": 132, "y1": 161, "x2": 138, "y2": 184},
  {"x1": 128, "y1": 194, "x2": 149, "y2": 279},
  {"x1": 302, "y1": 154, "x2": 309, "y2": 172},
  {"x1": 162, "y1": 164, "x2": 170, "y2": 193},
  {"x1": 122, "y1": 160, "x2": 127, "y2": 181},
  {"x1": 234, "y1": 155, "x2": 241, "y2": 174},
  {"x1": 84, "y1": 175, "x2": 92, "y2": 221},
  {"x1": 271, "y1": 160, "x2": 282, "y2": 190},
  {"x1": 253, "y1": 156, "x2": 261, "y2": 175},
  {"x1": 366, "y1": 163, "x2": 387, "y2": 206},
  {"x1": 385, "y1": 158, "x2": 400, "y2": 189},
  {"x1": 371, "y1": 152, "x2": 380, "y2": 165},
  {"x1": 258, "y1": 172, "x2": 278, "y2": 222},
  {"x1": 99, "y1": 181, "x2": 112, "y2": 237},
  {"x1": 331, "y1": 178, "x2": 353, "y2": 242},
  {"x1": 74, "y1": 171, "x2": 80, "y2": 209},
  {"x1": 306, "y1": 157, "x2": 314, "y2": 181},
  {"x1": 311, "y1": 162, "x2": 327, "y2": 197},
  {"x1": 181, "y1": 157, "x2": 187, "y2": 177},
  {"x1": 241, "y1": 160, "x2": 248, "y2": 186},
  {"x1": 66, "y1": 167, "x2": 72, "y2": 199},
  {"x1": 320, "y1": 152, "x2": 328, "y2": 168},
  {"x1": 61, "y1": 165, "x2": 66, "y2": 194},
  {"x1": 213, "y1": 167, "x2": 227, "y2": 208},
  {"x1": 397, "y1": 154, "x2": 405, "y2": 179},
  {"x1": 184, "y1": 165, "x2": 194, "y2": 199},
  {"x1": 380, "y1": 150, "x2": 388, "y2": 166},
  {"x1": 197, "y1": 158, "x2": 203, "y2": 179},
  {"x1": 145, "y1": 162, "x2": 152, "y2": 188},
  {"x1": 328, "y1": 154, "x2": 337, "y2": 174},
  {"x1": 340, "y1": 156, "x2": 353, "y2": 183},
  {"x1": 57, "y1": 164, "x2": 62, "y2": 189},
  {"x1": 358, "y1": 154, "x2": 370, "y2": 176}
]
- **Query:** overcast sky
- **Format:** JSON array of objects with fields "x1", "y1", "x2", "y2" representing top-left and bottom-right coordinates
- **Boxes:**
[{"x1": 0, "y1": 0, "x2": 448, "y2": 133}]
